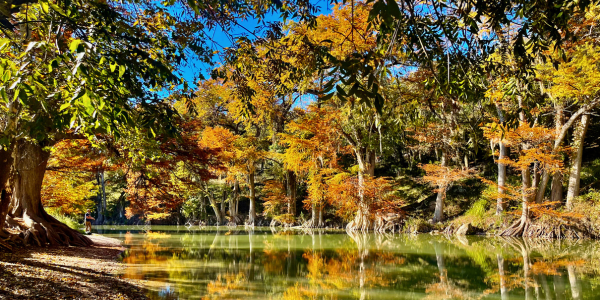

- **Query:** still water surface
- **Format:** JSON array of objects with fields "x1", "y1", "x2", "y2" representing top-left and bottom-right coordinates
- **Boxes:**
[{"x1": 97, "y1": 225, "x2": 600, "y2": 299}]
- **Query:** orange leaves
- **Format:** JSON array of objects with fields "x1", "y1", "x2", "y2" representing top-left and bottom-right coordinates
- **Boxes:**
[
  {"x1": 280, "y1": 104, "x2": 348, "y2": 175},
  {"x1": 524, "y1": 201, "x2": 584, "y2": 221},
  {"x1": 482, "y1": 122, "x2": 564, "y2": 174},
  {"x1": 325, "y1": 173, "x2": 403, "y2": 221},
  {"x1": 262, "y1": 180, "x2": 290, "y2": 220},
  {"x1": 301, "y1": 2, "x2": 376, "y2": 60},
  {"x1": 41, "y1": 140, "x2": 102, "y2": 215},
  {"x1": 420, "y1": 163, "x2": 475, "y2": 190}
]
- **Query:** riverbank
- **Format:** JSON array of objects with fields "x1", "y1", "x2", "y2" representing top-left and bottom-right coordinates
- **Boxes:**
[{"x1": 0, "y1": 234, "x2": 147, "y2": 299}]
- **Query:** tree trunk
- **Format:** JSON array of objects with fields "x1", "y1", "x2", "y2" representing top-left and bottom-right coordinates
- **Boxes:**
[
  {"x1": 496, "y1": 104, "x2": 508, "y2": 215},
  {"x1": 221, "y1": 187, "x2": 227, "y2": 218},
  {"x1": 7, "y1": 140, "x2": 91, "y2": 246},
  {"x1": 550, "y1": 104, "x2": 565, "y2": 204},
  {"x1": 287, "y1": 170, "x2": 296, "y2": 217},
  {"x1": 206, "y1": 187, "x2": 224, "y2": 225},
  {"x1": 0, "y1": 147, "x2": 14, "y2": 233},
  {"x1": 230, "y1": 180, "x2": 239, "y2": 223},
  {"x1": 566, "y1": 114, "x2": 590, "y2": 210},
  {"x1": 248, "y1": 171, "x2": 256, "y2": 225},
  {"x1": 535, "y1": 98, "x2": 600, "y2": 203},
  {"x1": 95, "y1": 171, "x2": 106, "y2": 225},
  {"x1": 433, "y1": 151, "x2": 447, "y2": 223},
  {"x1": 347, "y1": 148, "x2": 372, "y2": 231},
  {"x1": 496, "y1": 141, "x2": 508, "y2": 215},
  {"x1": 551, "y1": 172, "x2": 563, "y2": 204}
]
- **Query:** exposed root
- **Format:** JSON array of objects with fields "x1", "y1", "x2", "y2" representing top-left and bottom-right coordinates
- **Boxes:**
[
  {"x1": 227, "y1": 215, "x2": 244, "y2": 227},
  {"x1": 373, "y1": 213, "x2": 403, "y2": 233},
  {"x1": 499, "y1": 217, "x2": 530, "y2": 237},
  {"x1": 302, "y1": 218, "x2": 324, "y2": 229},
  {"x1": 499, "y1": 216, "x2": 591, "y2": 239},
  {"x1": 4, "y1": 213, "x2": 92, "y2": 247},
  {"x1": 346, "y1": 214, "x2": 373, "y2": 232}
]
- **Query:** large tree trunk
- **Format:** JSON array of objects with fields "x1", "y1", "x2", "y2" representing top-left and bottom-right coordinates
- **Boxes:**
[
  {"x1": 248, "y1": 171, "x2": 256, "y2": 225},
  {"x1": 566, "y1": 114, "x2": 590, "y2": 210},
  {"x1": 550, "y1": 104, "x2": 565, "y2": 204},
  {"x1": 347, "y1": 148, "x2": 373, "y2": 231},
  {"x1": 433, "y1": 151, "x2": 447, "y2": 223},
  {"x1": 7, "y1": 140, "x2": 92, "y2": 246}
]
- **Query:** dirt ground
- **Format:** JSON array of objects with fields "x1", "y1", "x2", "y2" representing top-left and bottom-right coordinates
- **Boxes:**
[{"x1": 0, "y1": 234, "x2": 148, "y2": 299}]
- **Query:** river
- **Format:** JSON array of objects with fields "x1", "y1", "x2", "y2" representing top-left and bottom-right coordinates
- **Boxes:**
[{"x1": 96, "y1": 225, "x2": 599, "y2": 299}]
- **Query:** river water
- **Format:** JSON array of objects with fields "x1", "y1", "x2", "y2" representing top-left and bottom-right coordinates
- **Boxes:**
[{"x1": 96, "y1": 225, "x2": 600, "y2": 300}]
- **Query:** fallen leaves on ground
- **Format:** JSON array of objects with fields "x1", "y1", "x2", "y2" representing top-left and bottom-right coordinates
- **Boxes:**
[{"x1": 0, "y1": 235, "x2": 148, "y2": 299}]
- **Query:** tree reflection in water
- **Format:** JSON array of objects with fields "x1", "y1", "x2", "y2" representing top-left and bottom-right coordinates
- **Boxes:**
[{"x1": 104, "y1": 226, "x2": 600, "y2": 300}]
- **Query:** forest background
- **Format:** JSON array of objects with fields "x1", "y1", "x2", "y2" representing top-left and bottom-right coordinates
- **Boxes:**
[{"x1": 1, "y1": 0, "x2": 600, "y2": 249}]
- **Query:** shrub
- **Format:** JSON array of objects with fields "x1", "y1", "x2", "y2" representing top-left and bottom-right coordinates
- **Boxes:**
[{"x1": 46, "y1": 208, "x2": 82, "y2": 231}]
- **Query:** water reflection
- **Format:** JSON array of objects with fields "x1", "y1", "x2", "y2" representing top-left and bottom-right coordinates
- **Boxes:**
[{"x1": 96, "y1": 226, "x2": 600, "y2": 300}]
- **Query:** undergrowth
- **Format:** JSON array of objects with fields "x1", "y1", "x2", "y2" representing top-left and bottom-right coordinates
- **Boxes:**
[{"x1": 46, "y1": 208, "x2": 83, "y2": 232}]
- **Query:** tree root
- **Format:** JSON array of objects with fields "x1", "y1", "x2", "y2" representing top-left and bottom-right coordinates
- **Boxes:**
[
  {"x1": 499, "y1": 217, "x2": 530, "y2": 237},
  {"x1": 4, "y1": 213, "x2": 92, "y2": 247},
  {"x1": 302, "y1": 218, "x2": 324, "y2": 229},
  {"x1": 499, "y1": 216, "x2": 591, "y2": 239},
  {"x1": 227, "y1": 215, "x2": 244, "y2": 227}
]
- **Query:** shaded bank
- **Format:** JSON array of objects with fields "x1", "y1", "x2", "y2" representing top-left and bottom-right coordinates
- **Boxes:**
[{"x1": 0, "y1": 235, "x2": 147, "y2": 299}]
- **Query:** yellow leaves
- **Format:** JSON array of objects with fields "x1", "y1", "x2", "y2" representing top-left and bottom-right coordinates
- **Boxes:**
[{"x1": 537, "y1": 42, "x2": 600, "y2": 102}]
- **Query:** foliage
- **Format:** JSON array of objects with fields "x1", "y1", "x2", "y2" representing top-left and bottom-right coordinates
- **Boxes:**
[{"x1": 46, "y1": 208, "x2": 82, "y2": 231}]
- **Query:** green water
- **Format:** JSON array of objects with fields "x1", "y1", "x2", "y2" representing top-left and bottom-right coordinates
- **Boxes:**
[{"x1": 97, "y1": 225, "x2": 600, "y2": 299}]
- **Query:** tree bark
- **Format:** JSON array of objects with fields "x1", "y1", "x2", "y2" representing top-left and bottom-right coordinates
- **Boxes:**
[
  {"x1": 0, "y1": 147, "x2": 14, "y2": 232},
  {"x1": 433, "y1": 151, "x2": 447, "y2": 223},
  {"x1": 205, "y1": 186, "x2": 224, "y2": 225},
  {"x1": 231, "y1": 180, "x2": 239, "y2": 222},
  {"x1": 221, "y1": 186, "x2": 227, "y2": 218},
  {"x1": 8, "y1": 140, "x2": 91, "y2": 246},
  {"x1": 248, "y1": 171, "x2": 256, "y2": 225},
  {"x1": 287, "y1": 170, "x2": 296, "y2": 217},
  {"x1": 551, "y1": 172, "x2": 563, "y2": 204},
  {"x1": 566, "y1": 114, "x2": 590, "y2": 209},
  {"x1": 550, "y1": 104, "x2": 565, "y2": 204},
  {"x1": 496, "y1": 141, "x2": 508, "y2": 215},
  {"x1": 347, "y1": 148, "x2": 373, "y2": 231},
  {"x1": 496, "y1": 104, "x2": 508, "y2": 215}
]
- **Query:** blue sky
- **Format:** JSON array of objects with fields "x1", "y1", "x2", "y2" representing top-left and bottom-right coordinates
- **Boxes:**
[{"x1": 177, "y1": 0, "x2": 334, "y2": 88}]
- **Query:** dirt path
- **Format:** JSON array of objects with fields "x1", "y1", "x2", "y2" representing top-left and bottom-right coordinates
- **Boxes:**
[{"x1": 0, "y1": 234, "x2": 147, "y2": 299}]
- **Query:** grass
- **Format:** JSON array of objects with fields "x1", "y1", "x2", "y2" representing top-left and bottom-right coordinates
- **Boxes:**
[{"x1": 46, "y1": 208, "x2": 84, "y2": 232}]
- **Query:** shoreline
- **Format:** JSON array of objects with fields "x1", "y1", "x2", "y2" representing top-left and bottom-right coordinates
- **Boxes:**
[{"x1": 0, "y1": 234, "x2": 147, "y2": 299}]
